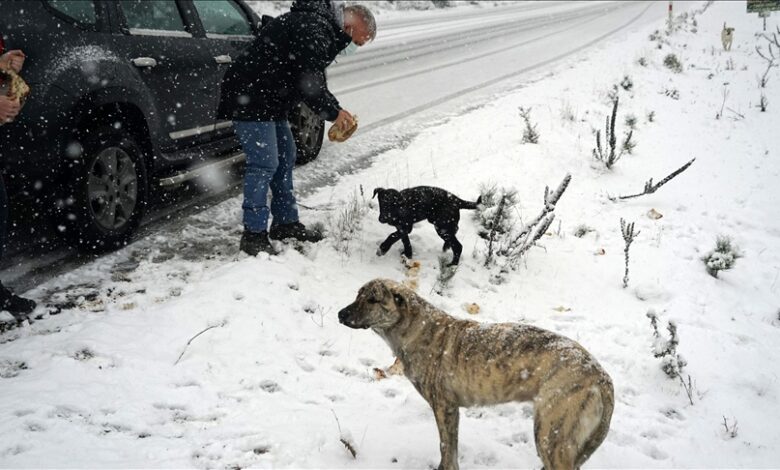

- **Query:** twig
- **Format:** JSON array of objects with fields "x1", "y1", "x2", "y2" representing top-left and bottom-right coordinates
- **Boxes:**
[
  {"x1": 716, "y1": 85, "x2": 729, "y2": 119},
  {"x1": 173, "y1": 320, "x2": 227, "y2": 365},
  {"x1": 620, "y1": 218, "x2": 640, "y2": 288},
  {"x1": 679, "y1": 374, "x2": 695, "y2": 405},
  {"x1": 722, "y1": 416, "x2": 738, "y2": 438},
  {"x1": 485, "y1": 194, "x2": 508, "y2": 267},
  {"x1": 297, "y1": 203, "x2": 335, "y2": 211},
  {"x1": 616, "y1": 158, "x2": 695, "y2": 200},
  {"x1": 500, "y1": 174, "x2": 571, "y2": 258},
  {"x1": 725, "y1": 107, "x2": 745, "y2": 120},
  {"x1": 331, "y1": 409, "x2": 357, "y2": 459}
]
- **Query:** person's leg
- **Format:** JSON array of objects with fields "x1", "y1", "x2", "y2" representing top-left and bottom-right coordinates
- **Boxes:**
[
  {"x1": 269, "y1": 121, "x2": 299, "y2": 226},
  {"x1": 234, "y1": 121, "x2": 279, "y2": 233},
  {"x1": 267, "y1": 122, "x2": 322, "y2": 242},
  {"x1": 0, "y1": 175, "x2": 36, "y2": 316}
]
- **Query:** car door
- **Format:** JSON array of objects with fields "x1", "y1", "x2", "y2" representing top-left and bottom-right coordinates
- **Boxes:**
[
  {"x1": 187, "y1": 0, "x2": 256, "y2": 140},
  {"x1": 110, "y1": 0, "x2": 223, "y2": 155}
]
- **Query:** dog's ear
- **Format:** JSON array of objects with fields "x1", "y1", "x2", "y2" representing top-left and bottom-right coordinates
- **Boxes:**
[
  {"x1": 373, "y1": 188, "x2": 384, "y2": 200},
  {"x1": 388, "y1": 282, "x2": 409, "y2": 308}
]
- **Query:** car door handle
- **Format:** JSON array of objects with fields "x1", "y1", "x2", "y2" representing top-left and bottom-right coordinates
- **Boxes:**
[
  {"x1": 131, "y1": 57, "x2": 158, "y2": 68},
  {"x1": 214, "y1": 54, "x2": 232, "y2": 64}
]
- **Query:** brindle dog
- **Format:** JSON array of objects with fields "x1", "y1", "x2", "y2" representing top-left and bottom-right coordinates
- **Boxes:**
[{"x1": 339, "y1": 279, "x2": 614, "y2": 470}]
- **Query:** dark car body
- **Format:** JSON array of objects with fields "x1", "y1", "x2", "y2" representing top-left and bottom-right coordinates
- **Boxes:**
[{"x1": 0, "y1": 0, "x2": 324, "y2": 249}]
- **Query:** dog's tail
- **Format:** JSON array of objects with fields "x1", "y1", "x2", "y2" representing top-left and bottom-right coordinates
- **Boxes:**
[{"x1": 458, "y1": 195, "x2": 482, "y2": 210}]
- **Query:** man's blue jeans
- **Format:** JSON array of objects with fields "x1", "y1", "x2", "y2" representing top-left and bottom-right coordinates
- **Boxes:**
[{"x1": 234, "y1": 121, "x2": 299, "y2": 233}]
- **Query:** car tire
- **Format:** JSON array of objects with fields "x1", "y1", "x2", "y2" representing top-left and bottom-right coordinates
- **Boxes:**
[
  {"x1": 289, "y1": 103, "x2": 324, "y2": 164},
  {"x1": 62, "y1": 127, "x2": 148, "y2": 252}
]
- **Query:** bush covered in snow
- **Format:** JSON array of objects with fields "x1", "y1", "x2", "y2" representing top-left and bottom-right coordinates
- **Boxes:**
[
  {"x1": 647, "y1": 310, "x2": 687, "y2": 379},
  {"x1": 473, "y1": 185, "x2": 517, "y2": 241},
  {"x1": 701, "y1": 236, "x2": 742, "y2": 278},
  {"x1": 518, "y1": 106, "x2": 539, "y2": 144},
  {"x1": 474, "y1": 176, "x2": 571, "y2": 281},
  {"x1": 620, "y1": 75, "x2": 634, "y2": 91},
  {"x1": 329, "y1": 188, "x2": 370, "y2": 255},
  {"x1": 663, "y1": 53, "x2": 683, "y2": 73}
]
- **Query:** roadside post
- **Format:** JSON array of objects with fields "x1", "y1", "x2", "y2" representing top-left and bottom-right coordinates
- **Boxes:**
[{"x1": 747, "y1": 0, "x2": 780, "y2": 31}]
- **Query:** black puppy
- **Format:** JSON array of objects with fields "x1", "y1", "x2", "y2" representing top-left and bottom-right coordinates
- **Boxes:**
[{"x1": 373, "y1": 186, "x2": 480, "y2": 265}]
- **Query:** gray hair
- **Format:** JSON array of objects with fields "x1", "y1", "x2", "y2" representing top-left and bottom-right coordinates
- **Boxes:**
[{"x1": 345, "y1": 4, "x2": 377, "y2": 41}]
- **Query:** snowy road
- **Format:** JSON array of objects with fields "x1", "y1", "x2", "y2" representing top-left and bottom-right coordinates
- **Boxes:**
[
  {"x1": 330, "y1": 1, "x2": 656, "y2": 133},
  {"x1": 5, "y1": 1, "x2": 676, "y2": 293}
]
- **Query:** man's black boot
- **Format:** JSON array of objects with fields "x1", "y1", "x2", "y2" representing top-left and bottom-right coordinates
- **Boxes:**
[
  {"x1": 240, "y1": 230, "x2": 278, "y2": 256},
  {"x1": 0, "y1": 283, "x2": 36, "y2": 318},
  {"x1": 269, "y1": 222, "x2": 323, "y2": 243}
]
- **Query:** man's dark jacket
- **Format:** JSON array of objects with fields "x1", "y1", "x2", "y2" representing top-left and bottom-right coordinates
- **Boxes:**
[{"x1": 217, "y1": 0, "x2": 351, "y2": 123}]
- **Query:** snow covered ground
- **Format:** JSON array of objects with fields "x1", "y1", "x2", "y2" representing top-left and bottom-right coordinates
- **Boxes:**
[{"x1": 2, "y1": 1, "x2": 779, "y2": 468}]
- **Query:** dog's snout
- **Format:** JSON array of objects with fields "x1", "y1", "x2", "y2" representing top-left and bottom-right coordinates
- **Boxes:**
[{"x1": 338, "y1": 306, "x2": 351, "y2": 325}]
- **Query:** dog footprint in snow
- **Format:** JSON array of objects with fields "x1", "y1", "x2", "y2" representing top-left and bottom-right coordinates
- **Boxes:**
[
  {"x1": 259, "y1": 380, "x2": 281, "y2": 393},
  {"x1": 295, "y1": 356, "x2": 315, "y2": 372},
  {"x1": 0, "y1": 444, "x2": 29, "y2": 457},
  {"x1": 333, "y1": 365, "x2": 365, "y2": 380},
  {"x1": 608, "y1": 430, "x2": 637, "y2": 447},
  {"x1": 470, "y1": 451, "x2": 498, "y2": 466},
  {"x1": 660, "y1": 407, "x2": 686, "y2": 421},
  {"x1": 192, "y1": 437, "x2": 272, "y2": 469},
  {"x1": 153, "y1": 402, "x2": 188, "y2": 411},
  {"x1": 642, "y1": 444, "x2": 669, "y2": 461},
  {"x1": 25, "y1": 421, "x2": 46, "y2": 432},
  {"x1": 0, "y1": 360, "x2": 28, "y2": 378}
]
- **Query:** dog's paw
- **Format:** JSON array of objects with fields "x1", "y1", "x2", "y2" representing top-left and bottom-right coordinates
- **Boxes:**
[{"x1": 376, "y1": 246, "x2": 388, "y2": 256}]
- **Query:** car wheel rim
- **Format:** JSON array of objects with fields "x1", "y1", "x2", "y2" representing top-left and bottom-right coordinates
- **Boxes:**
[
  {"x1": 291, "y1": 105, "x2": 323, "y2": 152},
  {"x1": 87, "y1": 147, "x2": 138, "y2": 231}
]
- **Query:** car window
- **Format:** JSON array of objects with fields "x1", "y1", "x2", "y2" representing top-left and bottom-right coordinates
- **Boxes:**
[
  {"x1": 119, "y1": 0, "x2": 187, "y2": 32},
  {"x1": 192, "y1": 0, "x2": 252, "y2": 37},
  {"x1": 47, "y1": 0, "x2": 97, "y2": 26}
]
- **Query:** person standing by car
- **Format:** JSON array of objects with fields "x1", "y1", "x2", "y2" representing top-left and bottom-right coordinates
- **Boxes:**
[
  {"x1": 0, "y1": 41, "x2": 36, "y2": 317},
  {"x1": 217, "y1": 0, "x2": 376, "y2": 256}
]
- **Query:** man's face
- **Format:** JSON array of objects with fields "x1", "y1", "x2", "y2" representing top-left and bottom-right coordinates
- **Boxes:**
[{"x1": 345, "y1": 18, "x2": 372, "y2": 46}]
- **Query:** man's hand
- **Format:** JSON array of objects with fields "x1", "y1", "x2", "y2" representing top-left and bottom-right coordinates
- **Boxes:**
[
  {"x1": 334, "y1": 109, "x2": 355, "y2": 131},
  {"x1": 0, "y1": 50, "x2": 25, "y2": 73},
  {"x1": 0, "y1": 96, "x2": 21, "y2": 123}
]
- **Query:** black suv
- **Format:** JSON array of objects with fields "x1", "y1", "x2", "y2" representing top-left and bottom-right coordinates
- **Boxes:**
[{"x1": 0, "y1": 0, "x2": 325, "y2": 250}]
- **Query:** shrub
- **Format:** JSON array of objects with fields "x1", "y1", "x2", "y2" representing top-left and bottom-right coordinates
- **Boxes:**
[
  {"x1": 473, "y1": 185, "x2": 517, "y2": 241},
  {"x1": 647, "y1": 110, "x2": 656, "y2": 122},
  {"x1": 330, "y1": 188, "x2": 369, "y2": 255},
  {"x1": 620, "y1": 75, "x2": 634, "y2": 91},
  {"x1": 625, "y1": 114, "x2": 638, "y2": 130},
  {"x1": 647, "y1": 309, "x2": 691, "y2": 406},
  {"x1": 663, "y1": 53, "x2": 683, "y2": 73},
  {"x1": 702, "y1": 236, "x2": 741, "y2": 278},
  {"x1": 593, "y1": 94, "x2": 635, "y2": 169},
  {"x1": 573, "y1": 224, "x2": 594, "y2": 238},
  {"x1": 519, "y1": 106, "x2": 540, "y2": 144}
]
